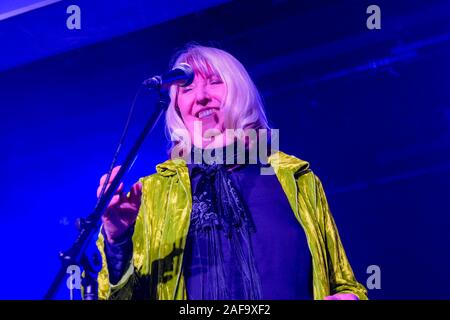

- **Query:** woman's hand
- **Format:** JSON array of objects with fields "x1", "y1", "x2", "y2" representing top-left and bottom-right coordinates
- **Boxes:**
[
  {"x1": 324, "y1": 293, "x2": 359, "y2": 300},
  {"x1": 97, "y1": 166, "x2": 142, "y2": 244}
]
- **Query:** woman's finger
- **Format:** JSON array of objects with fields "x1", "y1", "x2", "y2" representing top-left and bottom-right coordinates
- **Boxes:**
[
  {"x1": 97, "y1": 181, "x2": 124, "y2": 198},
  {"x1": 99, "y1": 165, "x2": 122, "y2": 186},
  {"x1": 103, "y1": 194, "x2": 121, "y2": 218},
  {"x1": 129, "y1": 182, "x2": 143, "y2": 204}
]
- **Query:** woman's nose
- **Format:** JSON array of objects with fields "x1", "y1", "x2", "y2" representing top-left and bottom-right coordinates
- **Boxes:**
[{"x1": 195, "y1": 84, "x2": 211, "y2": 105}]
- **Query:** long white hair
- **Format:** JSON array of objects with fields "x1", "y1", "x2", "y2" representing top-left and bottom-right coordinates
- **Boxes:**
[{"x1": 165, "y1": 44, "x2": 269, "y2": 153}]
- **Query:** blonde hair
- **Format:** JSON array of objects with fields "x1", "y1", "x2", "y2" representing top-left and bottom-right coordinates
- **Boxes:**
[{"x1": 165, "y1": 44, "x2": 269, "y2": 153}]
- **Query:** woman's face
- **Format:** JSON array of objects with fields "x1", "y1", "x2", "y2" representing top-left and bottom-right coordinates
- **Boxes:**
[{"x1": 176, "y1": 72, "x2": 228, "y2": 148}]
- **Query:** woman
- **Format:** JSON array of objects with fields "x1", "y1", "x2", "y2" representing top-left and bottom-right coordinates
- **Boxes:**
[{"x1": 96, "y1": 44, "x2": 367, "y2": 300}]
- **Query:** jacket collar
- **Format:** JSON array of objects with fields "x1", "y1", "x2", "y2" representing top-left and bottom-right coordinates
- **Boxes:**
[
  {"x1": 155, "y1": 151, "x2": 310, "y2": 177},
  {"x1": 268, "y1": 151, "x2": 310, "y2": 175}
]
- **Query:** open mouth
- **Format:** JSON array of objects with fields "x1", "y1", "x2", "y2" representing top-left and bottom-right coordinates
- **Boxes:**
[{"x1": 196, "y1": 108, "x2": 218, "y2": 119}]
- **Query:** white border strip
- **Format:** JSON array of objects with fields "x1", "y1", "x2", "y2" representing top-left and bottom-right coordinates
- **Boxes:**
[{"x1": 0, "y1": 0, "x2": 62, "y2": 21}]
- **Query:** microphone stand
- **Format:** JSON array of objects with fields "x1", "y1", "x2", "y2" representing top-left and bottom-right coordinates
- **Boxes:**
[{"x1": 44, "y1": 88, "x2": 170, "y2": 300}]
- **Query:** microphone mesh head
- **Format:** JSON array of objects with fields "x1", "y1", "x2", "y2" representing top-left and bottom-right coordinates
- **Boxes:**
[{"x1": 176, "y1": 63, "x2": 194, "y2": 87}]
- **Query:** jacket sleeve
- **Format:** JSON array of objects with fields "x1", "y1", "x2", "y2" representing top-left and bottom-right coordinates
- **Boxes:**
[
  {"x1": 314, "y1": 175, "x2": 368, "y2": 300},
  {"x1": 96, "y1": 177, "x2": 151, "y2": 300}
]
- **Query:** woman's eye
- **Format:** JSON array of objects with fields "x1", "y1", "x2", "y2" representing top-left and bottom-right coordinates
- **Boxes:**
[
  {"x1": 210, "y1": 78, "x2": 223, "y2": 85},
  {"x1": 181, "y1": 87, "x2": 193, "y2": 93}
]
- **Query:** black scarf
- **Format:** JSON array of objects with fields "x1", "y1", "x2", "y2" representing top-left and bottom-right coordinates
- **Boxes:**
[{"x1": 186, "y1": 144, "x2": 263, "y2": 299}]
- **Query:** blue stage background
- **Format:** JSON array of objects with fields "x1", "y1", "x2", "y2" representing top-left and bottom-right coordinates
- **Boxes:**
[{"x1": 0, "y1": 0, "x2": 449, "y2": 299}]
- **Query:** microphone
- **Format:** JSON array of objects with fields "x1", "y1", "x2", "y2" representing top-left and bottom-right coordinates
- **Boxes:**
[{"x1": 142, "y1": 63, "x2": 194, "y2": 89}]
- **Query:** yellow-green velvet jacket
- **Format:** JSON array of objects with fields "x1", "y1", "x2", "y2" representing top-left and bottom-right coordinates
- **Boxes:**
[{"x1": 96, "y1": 151, "x2": 368, "y2": 300}]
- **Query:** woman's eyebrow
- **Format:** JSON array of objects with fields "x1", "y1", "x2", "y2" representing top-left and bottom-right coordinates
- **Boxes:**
[{"x1": 207, "y1": 73, "x2": 221, "y2": 79}]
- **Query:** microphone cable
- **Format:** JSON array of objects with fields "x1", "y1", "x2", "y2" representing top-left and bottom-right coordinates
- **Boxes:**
[{"x1": 94, "y1": 84, "x2": 145, "y2": 209}]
